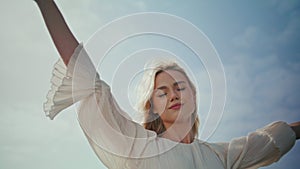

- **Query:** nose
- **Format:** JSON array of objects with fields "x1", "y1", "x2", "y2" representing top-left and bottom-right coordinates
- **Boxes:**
[{"x1": 169, "y1": 89, "x2": 180, "y2": 102}]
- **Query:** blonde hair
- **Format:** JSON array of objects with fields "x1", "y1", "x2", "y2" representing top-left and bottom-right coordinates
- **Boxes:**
[{"x1": 136, "y1": 59, "x2": 199, "y2": 139}]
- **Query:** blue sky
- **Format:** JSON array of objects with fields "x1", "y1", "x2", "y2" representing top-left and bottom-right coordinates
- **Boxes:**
[{"x1": 0, "y1": 0, "x2": 299, "y2": 169}]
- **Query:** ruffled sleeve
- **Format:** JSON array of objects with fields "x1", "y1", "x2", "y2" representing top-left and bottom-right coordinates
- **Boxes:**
[
  {"x1": 224, "y1": 121, "x2": 296, "y2": 169},
  {"x1": 44, "y1": 43, "x2": 91, "y2": 120}
]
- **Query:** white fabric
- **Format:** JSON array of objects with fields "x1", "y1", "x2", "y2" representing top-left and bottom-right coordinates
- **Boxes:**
[{"x1": 44, "y1": 43, "x2": 296, "y2": 169}]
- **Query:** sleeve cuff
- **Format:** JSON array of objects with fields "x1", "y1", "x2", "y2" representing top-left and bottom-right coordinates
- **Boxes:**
[{"x1": 260, "y1": 121, "x2": 296, "y2": 156}]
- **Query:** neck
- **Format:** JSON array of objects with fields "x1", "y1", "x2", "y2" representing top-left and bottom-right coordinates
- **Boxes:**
[{"x1": 162, "y1": 118, "x2": 194, "y2": 144}]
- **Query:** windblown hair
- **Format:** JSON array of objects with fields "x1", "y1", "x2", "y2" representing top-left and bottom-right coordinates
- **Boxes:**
[{"x1": 136, "y1": 59, "x2": 199, "y2": 139}]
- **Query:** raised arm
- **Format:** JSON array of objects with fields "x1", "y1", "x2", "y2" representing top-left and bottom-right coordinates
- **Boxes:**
[{"x1": 34, "y1": 0, "x2": 79, "y2": 65}]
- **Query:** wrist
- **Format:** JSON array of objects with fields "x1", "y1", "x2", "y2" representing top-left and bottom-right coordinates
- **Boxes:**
[{"x1": 34, "y1": 0, "x2": 53, "y2": 4}]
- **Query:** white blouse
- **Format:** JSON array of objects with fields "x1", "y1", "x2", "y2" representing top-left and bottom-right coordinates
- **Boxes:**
[{"x1": 44, "y1": 43, "x2": 296, "y2": 169}]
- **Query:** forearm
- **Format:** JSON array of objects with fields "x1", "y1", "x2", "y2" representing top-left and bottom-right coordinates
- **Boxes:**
[
  {"x1": 35, "y1": 0, "x2": 79, "y2": 65},
  {"x1": 289, "y1": 121, "x2": 300, "y2": 140}
]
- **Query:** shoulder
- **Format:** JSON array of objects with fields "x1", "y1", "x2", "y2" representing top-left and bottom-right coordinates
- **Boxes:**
[{"x1": 194, "y1": 139, "x2": 229, "y2": 163}]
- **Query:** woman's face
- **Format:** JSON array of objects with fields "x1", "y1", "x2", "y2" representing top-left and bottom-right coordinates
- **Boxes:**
[{"x1": 151, "y1": 69, "x2": 196, "y2": 124}]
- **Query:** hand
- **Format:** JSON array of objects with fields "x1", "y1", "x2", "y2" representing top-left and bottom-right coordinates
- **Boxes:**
[{"x1": 290, "y1": 121, "x2": 300, "y2": 140}]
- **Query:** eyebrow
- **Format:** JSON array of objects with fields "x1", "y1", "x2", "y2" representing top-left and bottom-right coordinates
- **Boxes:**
[{"x1": 156, "y1": 81, "x2": 186, "y2": 90}]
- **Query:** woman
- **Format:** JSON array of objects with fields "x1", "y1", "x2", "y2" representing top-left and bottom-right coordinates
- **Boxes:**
[{"x1": 35, "y1": 0, "x2": 299, "y2": 168}]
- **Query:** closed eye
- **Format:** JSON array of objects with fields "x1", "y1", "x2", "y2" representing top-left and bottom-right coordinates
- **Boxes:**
[
  {"x1": 176, "y1": 87, "x2": 185, "y2": 91},
  {"x1": 177, "y1": 87, "x2": 185, "y2": 91},
  {"x1": 158, "y1": 93, "x2": 167, "y2": 97}
]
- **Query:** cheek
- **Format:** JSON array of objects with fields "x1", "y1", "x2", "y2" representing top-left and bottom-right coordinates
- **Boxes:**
[
  {"x1": 182, "y1": 90, "x2": 196, "y2": 111},
  {"x1": 152, "y1": 98, "x2": 167, "y2": 114}
]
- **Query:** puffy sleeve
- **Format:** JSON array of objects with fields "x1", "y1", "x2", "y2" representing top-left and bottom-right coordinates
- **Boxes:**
[
  {"x1": 44, "y1": 43, "x2": 166, "y2": 168},
  {"x1": 223, "y1": 121, "x2": 296, "y2": 169}
]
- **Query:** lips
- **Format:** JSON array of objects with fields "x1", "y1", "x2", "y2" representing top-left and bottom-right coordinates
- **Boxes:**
[{"x1": 169, "y1": 103, "x2": 182, "y2": 110}]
